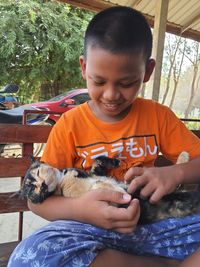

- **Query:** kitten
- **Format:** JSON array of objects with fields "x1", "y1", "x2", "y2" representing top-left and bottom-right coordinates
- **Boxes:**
[{"x1": 19, "y1": 152, "x2": 200, "y2": 224}]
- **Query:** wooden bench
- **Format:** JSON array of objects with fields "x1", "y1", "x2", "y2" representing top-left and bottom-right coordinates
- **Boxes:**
[
  {"x1": 0, "y1": 124, "x2": 52, "y2": 267},
  {"x1": 0, "y1": 123, "x2": 199, "y2": 266}
]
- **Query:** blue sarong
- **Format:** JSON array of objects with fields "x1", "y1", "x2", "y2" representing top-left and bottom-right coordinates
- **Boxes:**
[{"x1": 8, "y1": 213, "x2": 200, "y2": 267}]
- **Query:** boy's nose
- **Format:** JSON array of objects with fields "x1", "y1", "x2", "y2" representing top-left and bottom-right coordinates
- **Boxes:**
[{"x1": 103, "y1": 86, "x2": 120, "y2": 101}]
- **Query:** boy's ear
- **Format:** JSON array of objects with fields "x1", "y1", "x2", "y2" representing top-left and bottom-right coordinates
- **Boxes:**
[
  {"x1": 143, "y1": 59, "x2": 156, "y2": 83},
  {"x1": 79, "y1": 55, "x2": 86, "y2": 80}
]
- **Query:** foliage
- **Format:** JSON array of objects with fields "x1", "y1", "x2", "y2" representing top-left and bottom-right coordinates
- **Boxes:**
[
  {"x1": 181, "y1": 119, "x2": 200, "y2": 130},
  {"x1": 0, "y1": 0, "x2": 93, "y2": 103}
]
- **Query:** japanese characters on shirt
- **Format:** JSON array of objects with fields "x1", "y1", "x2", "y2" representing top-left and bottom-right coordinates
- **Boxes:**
[{"x1": 76, "y1": 134, "x2": 158, "y2": 180}]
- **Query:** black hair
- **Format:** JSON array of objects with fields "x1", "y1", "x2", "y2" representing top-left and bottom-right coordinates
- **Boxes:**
[{"x1": 84, "y1": 6, "x2": 152, "y2": 62}]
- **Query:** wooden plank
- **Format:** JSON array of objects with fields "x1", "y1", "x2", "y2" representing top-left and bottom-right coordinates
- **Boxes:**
[
  {"x1": 0, "y1": 124, "x2": 52, "y2": 143},
  {"x1": 0, "y1": 241, "x2": 19, "y2": 267},
  {"x1": 0, "y1": 192, "x2": 28, "y2": 213},
  {"x1": 192, "y1": 130, "x2": 200, "y2": 138},
  {"x1": 0, "y1": 157, "x2": 31, "y2": 178}
]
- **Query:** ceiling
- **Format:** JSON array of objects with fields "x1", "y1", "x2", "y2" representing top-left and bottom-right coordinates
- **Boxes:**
[{"x1": 60, "y1": 0, "x2": 200, "y2": 42}]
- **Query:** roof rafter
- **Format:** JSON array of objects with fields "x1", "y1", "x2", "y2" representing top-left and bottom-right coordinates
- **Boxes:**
[
  {"x1": 58, "y1": 0, "x2": 200, "y2": 42},
  {"x1": 181, "y1": 13, "x2": 200, "y2": 33},
  {"x1": 125, "y1": 0, "x2": 141, "y2": 7}
]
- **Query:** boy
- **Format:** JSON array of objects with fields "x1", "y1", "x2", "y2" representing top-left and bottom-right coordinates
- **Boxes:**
[{"x1": 8, "y1": 6, "x2": 200, "y2": 267}]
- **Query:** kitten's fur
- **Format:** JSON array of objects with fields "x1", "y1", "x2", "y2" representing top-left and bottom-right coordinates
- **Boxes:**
[{"x1": 19, "y1": 152, "x2": 200, "y2": 224}]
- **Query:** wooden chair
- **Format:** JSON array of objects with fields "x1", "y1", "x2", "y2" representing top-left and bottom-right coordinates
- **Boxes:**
[{"x1": 0, "y1": 124, "x2": 52, "y2": 267}]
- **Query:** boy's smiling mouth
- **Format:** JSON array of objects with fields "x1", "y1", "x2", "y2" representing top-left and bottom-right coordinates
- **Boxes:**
[
  {"x1": 103, "y1": 102, "x2": 120, "y2": 108},
  {"x1": 102, "y1": 102, "x2": 123, "y2": 113}
]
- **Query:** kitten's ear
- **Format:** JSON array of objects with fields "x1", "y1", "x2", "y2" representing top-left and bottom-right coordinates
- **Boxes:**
[{"x1": 29, "y1": 155, "x2": 35, "y2": 164}]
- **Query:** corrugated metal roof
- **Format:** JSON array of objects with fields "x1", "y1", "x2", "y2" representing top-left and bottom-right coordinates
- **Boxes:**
[{"x1": 62, "y1": 0, "x2": 200, "y2": 42}]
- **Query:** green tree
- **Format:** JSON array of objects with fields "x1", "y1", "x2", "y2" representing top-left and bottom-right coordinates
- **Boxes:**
[{"x1": 0, "y1": 0, "x2": 93, "y2": 103}]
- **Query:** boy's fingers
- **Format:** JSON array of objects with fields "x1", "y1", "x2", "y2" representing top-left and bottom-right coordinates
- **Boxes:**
[
  {"x1": 94, "y1": 189, "x2": 131, "y2": 204},
  {"x1": 124, "y1": 167, "x2": 144, "y2": 182},
  {"x1": 108, "y1": 198, "x2": 140, "y2": 222},
  {"x1": 112, "y1": 199, "x2": 140, "y2": 232},
  {"x1": 127, "y1": 198, "x2": 140, "y2": 212},
  {"x1": 112, "y1": 220, "x2": 137, "y2": 230},
  {"x1": 139, "y1": 184, "x2": 155, "y2": 199},
  {"x1": 149, "y1": 188, "x2": 163, "y2": 203},
  {"x1": 127, "y1": 176, "x2": 147, "y2": 194},
  {"x1": 113, "y1": 225, "x2": 137, "y2": 234},
  {"x1": 127, "y1": 198, "x2": 140, "y2": 220}
]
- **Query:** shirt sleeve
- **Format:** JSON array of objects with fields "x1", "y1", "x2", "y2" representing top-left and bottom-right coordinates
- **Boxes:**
[
  {"x1": 41, "y1": 114, "x2": 75, "y2": 169},
  {"x1": 157, "y1": 104, "x2": 200, "y2": 163}
]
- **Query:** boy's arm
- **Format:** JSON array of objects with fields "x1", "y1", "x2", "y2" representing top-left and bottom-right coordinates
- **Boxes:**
[
  {"x1": 125, "y1": 155, "x2": 200, "y2": 203},
  {"x1": 178, "y1": 155, "x2": 200, "y2": 184},
  {"x1": 28, "y1": 190, "x2": 140, "y2": 234}
]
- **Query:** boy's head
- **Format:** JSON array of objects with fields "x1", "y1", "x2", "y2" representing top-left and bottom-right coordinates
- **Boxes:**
[
  {"x1": 84, "y1": 6, "x2": 152, "y2": 62},
  {"x1": 80, "y1": 6, "x2": 155, "y2": 122}
]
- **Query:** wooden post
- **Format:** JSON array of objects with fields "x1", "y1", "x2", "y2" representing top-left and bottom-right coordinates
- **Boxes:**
[{"x1": 152, "y1": 0, "x2": 169, "y2": 101}]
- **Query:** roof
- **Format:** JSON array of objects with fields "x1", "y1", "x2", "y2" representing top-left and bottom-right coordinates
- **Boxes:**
[{"x1": 61, "y1": 0, "x2": 200, "y2": 42}]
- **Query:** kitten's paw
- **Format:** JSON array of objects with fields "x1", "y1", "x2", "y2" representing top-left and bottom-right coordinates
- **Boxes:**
[{"x1": 176, "y1": 151, "x2": 189, "y2": 164}]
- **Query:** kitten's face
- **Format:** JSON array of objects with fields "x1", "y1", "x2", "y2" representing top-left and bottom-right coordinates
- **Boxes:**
[{"x1": 21, "y1": 161, "x2": 59, "y2": 203}]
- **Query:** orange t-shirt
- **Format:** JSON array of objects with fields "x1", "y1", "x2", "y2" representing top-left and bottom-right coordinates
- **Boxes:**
[{"x1": 41, "y1": 98, "x2": 200, "y2": 181}]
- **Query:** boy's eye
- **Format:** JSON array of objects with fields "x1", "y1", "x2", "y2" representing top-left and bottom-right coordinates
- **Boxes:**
[
  {"x1": 120, "y1": 83, "x2": 134, "y2": 88},
  {"x1": 93, "y1": 80, "x2": 105, "y2": 85},
  {"x1": 120, "y1": 80, "x2": 139, "y2": 88}
]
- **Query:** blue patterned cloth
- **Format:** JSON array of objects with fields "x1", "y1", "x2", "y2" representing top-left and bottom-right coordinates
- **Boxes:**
[{"x1": 8, "y1": 213, "x2": 200, "y2": 267}]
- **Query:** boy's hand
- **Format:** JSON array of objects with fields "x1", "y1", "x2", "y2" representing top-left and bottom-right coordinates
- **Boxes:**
[
  {"x1": 75, "y1": 189, "x2": 140, "y2": 234},
  {"x1": 124, "y1": 166, "x2": 180, "y2": 203}
]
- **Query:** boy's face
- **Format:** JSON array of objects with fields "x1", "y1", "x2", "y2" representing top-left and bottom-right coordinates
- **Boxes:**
[{"x1": 80, "y1": 47, "x2": 155, "y2": 122}]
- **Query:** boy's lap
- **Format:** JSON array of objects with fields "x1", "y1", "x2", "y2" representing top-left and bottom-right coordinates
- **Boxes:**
[{"x1": 10, "y1": 214, "x2": 200, "y2": 261}]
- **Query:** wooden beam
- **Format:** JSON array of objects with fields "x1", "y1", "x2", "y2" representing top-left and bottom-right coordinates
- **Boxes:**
[
  {"x1": 181, "y1": 13, "x2": 200, "y2": 33},
  {"x1": 0, "y1": 192, "x2": 28, "y2": 213},
  {"x1": 58, "y1": 0, "x2": 200, "y2": 43},
  {"x1": 166, "y1": 22, "x2": 200, "y2": 43},
  {"x1": 152, "y1": 0, "x2": 169, "y2": 101},
  {"x1": 126, "y1": 0, "x2": 140, "y2": 7},
  {"x1": 0, "y1": 124, "x2": 52, "y2": 143}
]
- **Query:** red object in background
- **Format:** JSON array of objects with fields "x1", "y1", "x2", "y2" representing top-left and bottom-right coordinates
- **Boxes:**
[{"x1": 25, "y1": 89, "x2": 90, "y2": 125}]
